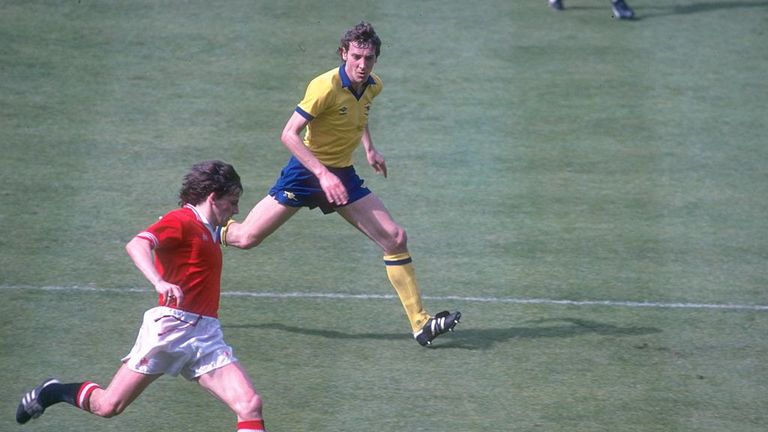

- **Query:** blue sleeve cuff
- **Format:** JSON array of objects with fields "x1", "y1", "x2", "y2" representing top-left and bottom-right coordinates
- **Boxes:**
[{"x1": 295, "y1": 106, "x2": 314, "y2": 120}]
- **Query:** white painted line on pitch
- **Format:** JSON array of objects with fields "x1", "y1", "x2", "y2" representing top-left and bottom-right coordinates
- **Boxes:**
[{"x1": 2, "y1": 284, "x2": 768, "y2": 312}]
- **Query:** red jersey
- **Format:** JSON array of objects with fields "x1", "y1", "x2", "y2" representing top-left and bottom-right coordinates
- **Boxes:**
[{"x1": 137, "y1": 204, "x2": 222, "y2": 317}]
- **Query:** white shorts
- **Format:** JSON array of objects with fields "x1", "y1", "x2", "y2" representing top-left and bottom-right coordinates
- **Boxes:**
[{"x1": 122, "y1": 306, "x2": 238, "y2": 380}]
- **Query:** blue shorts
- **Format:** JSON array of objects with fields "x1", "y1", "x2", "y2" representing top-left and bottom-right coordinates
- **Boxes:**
[{"x1": 269, "y1": 157, "x2": 371, "y2": 214}]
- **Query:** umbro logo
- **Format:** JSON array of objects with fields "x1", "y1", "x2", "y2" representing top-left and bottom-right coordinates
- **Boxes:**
[{"x1": 339, "y1": 106, "x2": 348, "y2": 115}]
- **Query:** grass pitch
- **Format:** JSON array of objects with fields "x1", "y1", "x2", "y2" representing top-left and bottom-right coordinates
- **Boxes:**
[{"x1": 2, "y1": 1, "x2": 768, "y2": 431}]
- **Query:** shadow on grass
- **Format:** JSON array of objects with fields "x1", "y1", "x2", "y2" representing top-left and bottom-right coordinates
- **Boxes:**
[
  {"x1": 559, "y1": 1, "x2": 768, "y2": 20},
  {"x1": 225, "y1": 318, "x2": 660, "y2": 351},
  {"x1": 441, "y1": 318, "x2": 661, "y2": 350},
  {"x1": 650, "y1": 1, "x2": 768, "y2": 19}
]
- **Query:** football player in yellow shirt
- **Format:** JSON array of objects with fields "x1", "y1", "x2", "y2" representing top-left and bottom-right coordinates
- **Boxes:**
[{"x1": 225, "y1": 21, "x2": 460, "y2": 347}]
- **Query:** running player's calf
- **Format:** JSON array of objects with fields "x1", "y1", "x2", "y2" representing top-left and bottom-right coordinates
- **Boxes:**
[{"x1": 16, "y1": 379, "x2": 99, "y2": 424}]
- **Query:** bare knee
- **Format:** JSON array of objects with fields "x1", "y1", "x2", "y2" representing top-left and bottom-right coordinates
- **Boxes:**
[
  {"x1": 394, "y1": 226, "x2": 408, "y2": 250},
  {"x1": 232, "y1": 393, "x2": 264, "y2": 419},
  {"x1": 382, "y1": 225, "x2": 408, "y2": 254},
  {"x1": 90, "y1": 398, "x2": 127, "y2": 418}
]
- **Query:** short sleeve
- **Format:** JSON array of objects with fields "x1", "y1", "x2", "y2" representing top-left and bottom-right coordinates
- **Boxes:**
[
  {"x1": 141, "y1": 213, "x2": 183, "y2": 250},
  {"x1": 297, "y1": 75, "x2": 334, "y2": 119}
]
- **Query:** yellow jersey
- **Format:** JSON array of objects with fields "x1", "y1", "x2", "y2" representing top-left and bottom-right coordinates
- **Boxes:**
[{"x1": 295, "y1": 65, "x2": 382, "y2": 167}]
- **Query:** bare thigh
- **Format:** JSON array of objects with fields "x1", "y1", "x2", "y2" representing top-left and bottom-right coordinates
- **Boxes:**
[
  {"x1": 197, "y1": 362, "x2": 263, "y2": 421},
  {"x1": 336, "y1": 193, "x2": 407, "y2": 254}
]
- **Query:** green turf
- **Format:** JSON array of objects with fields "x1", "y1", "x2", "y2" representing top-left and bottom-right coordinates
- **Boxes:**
[{"x1": 2, "y1": 1, "x2": 768, "y2": 431}]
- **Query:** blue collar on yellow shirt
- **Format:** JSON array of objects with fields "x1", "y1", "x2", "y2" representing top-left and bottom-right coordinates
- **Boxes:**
[{"x1": 339, "y1": 64, "x2": 376, "y2": 99}]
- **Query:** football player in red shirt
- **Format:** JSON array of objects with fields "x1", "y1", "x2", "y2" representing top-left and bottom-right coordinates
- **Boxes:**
[{"x1": 16, "y1": 160, "x2": 267, "y2": 432}]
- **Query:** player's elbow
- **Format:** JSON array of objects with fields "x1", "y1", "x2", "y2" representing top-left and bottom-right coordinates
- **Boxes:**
[
  {"x1": 280, "y1": 129, "x2": 298, "y2": 149},
  {"x1": 125, "y1": 237, "x2": 145, "y2": 258}
]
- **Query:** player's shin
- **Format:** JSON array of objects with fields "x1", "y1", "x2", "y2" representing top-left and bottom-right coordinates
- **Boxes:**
[{"x1": 384, "y1": 253, "x2": 431, "y2": 333}]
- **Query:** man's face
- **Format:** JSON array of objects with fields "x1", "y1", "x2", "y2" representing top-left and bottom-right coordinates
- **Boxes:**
[
  {"x1": 211, "y1": 190, "x2": 240, "y2": 226},
  {"x1": 341, "y1": 42, "x2": 377, "y2": 86}
]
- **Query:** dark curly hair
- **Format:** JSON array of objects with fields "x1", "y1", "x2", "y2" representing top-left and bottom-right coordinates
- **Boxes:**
[
  {"x1": 338, "y1": 21, "x2": 381, "y2": 59},
  {"x1": 178, "y1": 160, "x2": 242, "y2": 206}
]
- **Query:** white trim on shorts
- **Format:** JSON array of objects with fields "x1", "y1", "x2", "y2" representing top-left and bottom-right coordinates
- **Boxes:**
[{"x1": 122, "y1": 306, "x2": 238, "y2": 380}]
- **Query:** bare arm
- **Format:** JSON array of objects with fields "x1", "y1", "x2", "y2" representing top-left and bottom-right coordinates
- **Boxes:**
[
  {"x1": 125, "y1": 236, "x2": 184, "y2": 306},
  {"x1": 280, "y1": 111, "x2": 349, "y2": 205},
  {"x1": 361, "y1": 124, "x2": 387, "y2": 178}
]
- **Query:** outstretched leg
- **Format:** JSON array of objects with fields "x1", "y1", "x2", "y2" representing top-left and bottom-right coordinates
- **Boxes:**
[
  {"x1": 337, "y1": 194, "x2": 433, "y2": 334},
  {"x1": 224, "y1": 195, "x2": 299, "y2": 249},
  {"x1": 16, "y1": 364, "x2": 159, "y2": 424},
  {"x1": 88, "y1": 364, "x2": 160, "y2": 417}
]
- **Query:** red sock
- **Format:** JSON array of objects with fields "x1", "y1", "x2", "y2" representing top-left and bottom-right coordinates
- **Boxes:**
[
  {"x1": 76, "y1": 382, "x2": 101, "y2": 411},
  {"x1": 237, "y1": 419, "x2": 265, "y2": 431}
]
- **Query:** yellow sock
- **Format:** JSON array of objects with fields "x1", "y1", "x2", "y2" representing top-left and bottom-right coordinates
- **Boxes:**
[{"x1": 384, "y1": 253, "x2": 431, "y2": 333}]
